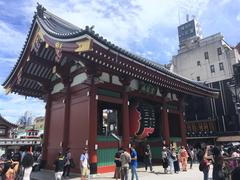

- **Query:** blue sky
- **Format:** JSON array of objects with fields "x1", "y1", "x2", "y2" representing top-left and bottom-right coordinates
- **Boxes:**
[{"x1": 0, "y1": 0, "x2": 240, "y2": 123}]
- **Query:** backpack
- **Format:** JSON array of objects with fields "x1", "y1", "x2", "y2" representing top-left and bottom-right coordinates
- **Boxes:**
[{"x1": 199, "y1": 159, "x2": 208, "y2": 171}]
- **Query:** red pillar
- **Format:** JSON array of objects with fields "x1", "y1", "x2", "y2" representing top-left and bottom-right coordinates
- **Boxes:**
[
  {"x1": 179, "y1": 112, "x2": 187, "y2": 146},
  {"x1": 88, "y1": 86, "x2": 98, "y2": 174},
  {"x1": 122, "y1": 92, "x2": 130, "y2": 149},
  {"x1": 161, "y1": 107, "x2": 170, "y2": 146},
  {"x1": 62, "y1": 85, "x2": 71, "y2": 151},
  {"x1": 42, "y1": 95, "x2": 51, "y2": 166}
]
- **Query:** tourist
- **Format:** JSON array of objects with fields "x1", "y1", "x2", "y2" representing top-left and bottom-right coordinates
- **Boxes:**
[
  {"x1": 172, "y1": 147, "x2": 180, "y2": 173},
  {"x1": 12, "y1": 150, "x2": 21, "y2": 163},
  {"x1": 53, "y1": 152, "x2": 64, "y2": 180},
  {"x1": 130, "y1": 145, "x2": 138, "y2": 180},
  {"x1": 179, "y1": 146, "x2": 188, "y2": 171},
  {"x1": 167, "y1": 147, "x2": 174, "y2": 174},
  {"x1": 63, "y1": 148, "x2": 71, "y2": 177},
  {"x1": 0, "y1": 156, "x2": 5, "y2": 177},
  {"x1": 21, "y1": 149, "x2": 28, "y2": 162},
  {"x1": 220, "y1": 145, "x2": 225, "y2": 156},
  {"x1": 212, "y1": 146, "x2": 224, "y2": 180},
  {"x1": 80, "y1": 148, "x2": 89, "y2": 180},
  {"x1": 114, "y1": 148, "x2": 123, "y2": 180},
  {"x1": 162, "y1": 146, "x2": 168, "y2": 174},
  {"x1": 193, "y1": 148, "x2": 198, "y2": 163},
  {"x1": 21, "y1": 150, "x2": 34, "y2": 180},
  {"x1": 120, "y1": 148, "x2": 131, "y2": 180},
  {"x1": 36, "y1": 152, "x2": 42, "y2": 171},
  {"x1": 229, "y1": 147, "x2": 239, "y2": 170},
  {"x1": 231, "y1": 167, "x2": 240, "y2": 180},
  {"x1": 1, "y1": 155, "x2": 13, "y2": 178},
  {"x1": 201, "y1": 146, "x2": 212, "y2": 180},
  {"x1": 5, "y1": 160, "x2": 19, "y2": 180},
  {"x1": 188, "y1": 147, "x2": 194, "y2": 169},
  {"x1": 144, "y1": 144, "x2": 153, "y2": 172},
  {"x1": 197, "y1": 148, "x2": 204, "y2": 163}
]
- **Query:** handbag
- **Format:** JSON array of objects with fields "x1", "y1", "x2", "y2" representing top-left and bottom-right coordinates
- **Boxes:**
[{"x1": 70, "y1": 159, "x2": 75, "y2": 168}]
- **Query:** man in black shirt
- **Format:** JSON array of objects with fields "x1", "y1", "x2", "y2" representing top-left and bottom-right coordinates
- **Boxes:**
[
  {"x1": 54, "y1": 152, "x2": 65, "y2": 180},
  {"x1": 144, "y1": 144, "x2": 153, "y2": 172},
  {"x1": 114, "y1": 148, "x2": 123, "y2": 180}
]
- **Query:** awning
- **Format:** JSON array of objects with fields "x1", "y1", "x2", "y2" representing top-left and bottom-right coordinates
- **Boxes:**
[{"x1": 216, "y1": 135, "x2": 240, "y2": 142}]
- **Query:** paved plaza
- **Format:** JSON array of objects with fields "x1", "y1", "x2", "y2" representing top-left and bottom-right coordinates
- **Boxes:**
[{"x1": 31, "y1": 164, "x2": 211, "y2": 180}]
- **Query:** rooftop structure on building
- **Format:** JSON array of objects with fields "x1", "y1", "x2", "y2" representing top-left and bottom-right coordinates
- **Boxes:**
[{"x1": 177, "y1": 18, "x2": 203, "y2": 50}]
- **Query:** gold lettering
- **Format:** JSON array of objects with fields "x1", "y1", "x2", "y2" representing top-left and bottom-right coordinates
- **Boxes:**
[
  {"x1": 75, "y1": 39, "x2": 92, "y2": 52},
  {"x1": 55, "y1": 42, "x2": 62, "y2": 49}
]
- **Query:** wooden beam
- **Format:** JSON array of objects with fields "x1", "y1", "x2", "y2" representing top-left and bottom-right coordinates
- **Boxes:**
[
  {"x1": 30, "y1": 54, "x2": 56, "y2": 68},
  {"x1": 21, "y1": 72, "x2": 51, "y2": 83},
  {"x1": 14, "y1": 85, "x2": 44, "y2": 95},
  {"x1": 14, "y1": 89, "x2": 42, "y2": 98},
  {"x1": 21, "y1": 72, "x2": 53, "y2": 93}
]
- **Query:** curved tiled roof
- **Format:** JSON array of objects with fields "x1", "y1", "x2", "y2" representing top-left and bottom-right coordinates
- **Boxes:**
[
  {"x1": 0, "y1": 114, "x2": 18, "y2": 128},
  {"x1": 34, "y1": 5, "x2": 217, "y2": 93},
  {"x1": 3, "y1": 4, "x2": 219, "y2": 96}
]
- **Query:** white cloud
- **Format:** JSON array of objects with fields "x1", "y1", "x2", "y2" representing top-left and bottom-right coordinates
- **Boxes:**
[
  {"x1": 0, "y1": 20, "x2": 26, "y2": 56},
  {"x1": 0, "y1": 86, "x2": 45, "y2": 123},
  {"x1": 218, "y1": 0, "x2": 232, "y2": 6},
  {"x1": 237, "y1": 13, "x2": 240, "y2": 21}
]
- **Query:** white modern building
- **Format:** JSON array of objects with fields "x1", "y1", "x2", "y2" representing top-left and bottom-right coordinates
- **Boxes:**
[
  {"x1": 171, "y1": 19, "x2": 240, "y2": 142},
  {"x1": 172, "y1": 32, "x2": 240, "y2": 83}
]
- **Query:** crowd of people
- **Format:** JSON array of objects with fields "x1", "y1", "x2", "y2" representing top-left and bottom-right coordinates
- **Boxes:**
[
  {"x1": 113, "y1": 143, "x2": 240, "y2": 180},
  {"x1": 114, "y1": 145, "x2": 138, "y2": 180},
  {"x1": 0, "y1": 147, "x2": 90, "y2": 180},
  {"x1": 1, "y1": 143, "x2": 240, "y2": 180},
  {"x1": 0, "y1": 148, "x2": 35, "y2": 180},
  {"x1": 114, "y1": 144, "x2": 197, "y2": 180},
  {"x1": 198, "y1": 144, "x2": 240, "y2": 180},
  {"x1": 53, "y1": 147, "x2": 90, "y2": 180}
]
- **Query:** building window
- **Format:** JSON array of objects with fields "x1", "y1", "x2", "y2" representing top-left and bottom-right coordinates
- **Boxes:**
[
  {"x1": 217, "y1": 47, "x2": 222, "y2": 55},
  {"x1": 197, "y1": 76, "x2": 200, "y2": 81},
  {"x1": 197, "y1": 61, "x2": 201, "y2": 66},
  {"x1": 0, "y1": 129, "x2": 6, "y2": 135},
  {"x1": 219, "y1": 63, "x2": 224, "y2": 71},
  {"x1": 210, "y1": 65, "x2": 215, "y2": 73},
  {"x1": 204, "y1": 52, "x2": 209, "y2": 59}
]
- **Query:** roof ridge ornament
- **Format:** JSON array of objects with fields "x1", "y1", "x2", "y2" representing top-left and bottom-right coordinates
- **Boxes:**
[{"x1": 36, "y1": 3, "x2": 46, "y2": 18}]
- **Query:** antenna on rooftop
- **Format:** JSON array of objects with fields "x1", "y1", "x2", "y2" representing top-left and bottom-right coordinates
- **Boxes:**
[{"x1": 178, "y1": 8, "x2": 181, "y2": 25}]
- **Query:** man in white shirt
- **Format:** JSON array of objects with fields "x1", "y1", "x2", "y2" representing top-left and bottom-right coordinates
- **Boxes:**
[
  {"x1": 80, "y1": 148, "x2": 89, "y2": 180},
  {"x1": 120, "y1": 148, "x2": 131, "y2": 180}
]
